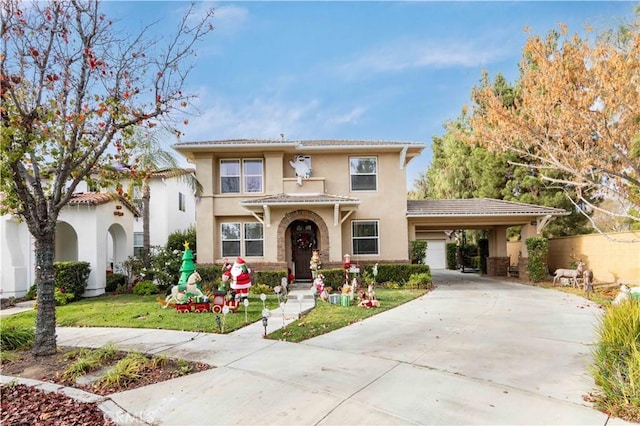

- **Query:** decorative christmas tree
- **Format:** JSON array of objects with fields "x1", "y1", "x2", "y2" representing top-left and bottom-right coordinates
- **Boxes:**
[{"x1": 178, "y1": 241, "x2": 196, "y2": 287}]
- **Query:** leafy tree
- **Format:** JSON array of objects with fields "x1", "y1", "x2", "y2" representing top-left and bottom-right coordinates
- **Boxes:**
[
  {"x1": 0, "y1": 1, "x2": 214, "y2": 356},
  {"x1": 469, "y1": 15, "x2": 640, "y2": 230}
]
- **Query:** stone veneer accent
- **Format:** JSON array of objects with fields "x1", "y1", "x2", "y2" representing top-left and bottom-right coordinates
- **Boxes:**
[{"x1": 276, "y1": 210, "x2": 330, "y2": 263}]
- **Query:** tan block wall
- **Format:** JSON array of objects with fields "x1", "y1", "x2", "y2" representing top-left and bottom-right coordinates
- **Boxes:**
[
  {"x1": 547, "y1": 231, "x2": 640, "y2": 286},
  {"x1": 509, "y1": 231, "x2": 639, "y2": 285}
]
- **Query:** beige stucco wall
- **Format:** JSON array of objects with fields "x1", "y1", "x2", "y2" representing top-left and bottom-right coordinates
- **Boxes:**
[
  {"x1": 508, "y1": 231, "x2": 640, "y2": 285},
  {"x1": 191, "y1": 149, "x2": 410, "y2": 265}
]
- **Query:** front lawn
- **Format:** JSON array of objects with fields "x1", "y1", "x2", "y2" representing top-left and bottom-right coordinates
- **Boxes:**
[
  {"x1": 1, "y1": 294, "x2": 281, "y2": 334},
  {"x1": 2, "y1": 289, "x2": 428, "y2": 338},
  {"x1": 267, "y1": 288, "x2": 428, "y2": 342}
]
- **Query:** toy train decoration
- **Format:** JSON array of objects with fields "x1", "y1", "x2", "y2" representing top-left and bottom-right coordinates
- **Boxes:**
[{"x1": 174, "y1": 292, "x2": 240, "y2": 314}]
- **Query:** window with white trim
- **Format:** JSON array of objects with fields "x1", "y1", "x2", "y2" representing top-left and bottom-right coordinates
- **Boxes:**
[
  {"x1": 352, "y1": 220, "x2": 379, "y2": 255},
  {"x1": 220, "y1": 159, "x2": 263, "y2": 194},
  {"x1": 244, "y1": 223, "x2": 264, "y2": 256},
  {"x1": 350, "y1": 156, "x2": 377, "y2": 191},
  {"x1": 220, "y1": 159, "x2": 240, "y2": 194},
  {"x1": 221, "y1": 223, "x2": 241, "y2": 257},
  {"x1": 221, "y1": 222, "x2": 264, "y2": 257},
  {"x1": 243, "y1": 159, "x2": 263, "y2": 193},
  {"x1": 133, "y1": 232, "x2": 144, "y2": 258}
]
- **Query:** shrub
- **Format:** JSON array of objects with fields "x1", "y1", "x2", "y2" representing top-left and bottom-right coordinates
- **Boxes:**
[
  {"x1": 197, "y1": 265, "x2": 223, "y2": 283},
  {"x1": 478, "y1": 238, "x2": 489, "y2": 274},
  {"x1": 251, "y1": 283, "x2": 272, "y2": 295},
  {"x1": 132, "y1": 281, "x2": 158, "y2": 296},
  {"x1": 54, "y1": 261, "x2": 91, "y2": 300},
  {"x1": 406, "y1": 272, "x2": 433, "y2": 289},
  {"x1": 0, "y1": 323, "x2": 34, "y2": 351},
  {"x1": 149, "y1": 246, "x2": 182, "y2": 288},
  {"x1": 525, "y1": 237, "x2": 548, "y2": 283},
  {"x1": 115, "y1": 283, "x2": 130, "y2": 294},
  {"x1": 166, "y1": 226, "x2": 196, "y2": 253},
  {"x1": 591, "y1": 300, "x2": 640, "y2": 421},
  {"x1": 254, "y1": 270, "x2": 287, "y2": 287},
  {"x1": 24, "y1": 284, "x2": 37, "y2": 300},
  {"x1": 446, "y1": 243, "x2": 457, "y2": 270},
  {"x1": 54, "y1": 287, "x2": 75, "y2": 305},
  {"x1": 106, "y1": 273, "x2": 127, "y2": 292},
  {"x1": 409, "y1": 240, "x2": 428, "y2": 264}
]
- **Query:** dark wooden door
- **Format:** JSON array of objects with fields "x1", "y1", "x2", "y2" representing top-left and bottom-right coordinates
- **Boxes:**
[{"x1": 294, "y1": 246, "x2": 312, "y2": 280}]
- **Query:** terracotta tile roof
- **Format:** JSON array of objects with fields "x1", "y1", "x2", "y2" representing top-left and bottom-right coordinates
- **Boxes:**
[
  {"x1": 150, "y1": 168, "x2": 195, "y2": 179},
  {"x1": 406, "y1": 198, "x2": 569, "y2": 217},
  {"x1": 69, "y1": 192, "x2": 140, "y2": 216},
  {"x1": 240, "y1": 193, "x2": 360, "y2": 206}
]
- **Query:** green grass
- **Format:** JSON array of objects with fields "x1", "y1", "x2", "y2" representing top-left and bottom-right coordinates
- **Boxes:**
[
  {"x1": 1, "y1": 293, "x2": 282, "y2": 333},
  {"x1": 61, "y1": 344, "x2": 119, "y2": 381},
  {"x1": 590, "y1": 299, "x2": 640, "y2": 422},
  {"x1": 268, "y1": 289, "x2": 427, "y2": 342},
  {"x1": 0, "y1": 323, "x2": 34, "y2": 351}
]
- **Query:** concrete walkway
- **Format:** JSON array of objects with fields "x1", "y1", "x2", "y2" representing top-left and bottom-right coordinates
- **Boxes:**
[{"x1": 2, "y1": 271, "x2": 635, "y2": 425}]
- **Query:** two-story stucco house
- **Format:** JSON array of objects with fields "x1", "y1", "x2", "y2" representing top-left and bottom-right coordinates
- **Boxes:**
[
  {"x1": 173, "y1": 139, "x2": 423, "y2": 280},
  {"x1": 173, "y1": 138, "x2": 569, "y2": 281}
]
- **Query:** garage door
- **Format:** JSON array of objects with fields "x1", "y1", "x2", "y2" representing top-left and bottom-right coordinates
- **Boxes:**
[{"x1": 423, "y1": 239, "x2": 446, "y2": 269}]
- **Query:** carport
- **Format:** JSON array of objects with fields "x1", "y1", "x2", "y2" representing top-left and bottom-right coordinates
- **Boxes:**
[{"x1": 407, "y1": 198, "x2": 569, "y2": 276}]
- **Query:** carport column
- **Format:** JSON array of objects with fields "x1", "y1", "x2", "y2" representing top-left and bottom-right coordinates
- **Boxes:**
[
  {"x1": 194, "y1": 155, "x2": 216, "y2": 263},
  {"x1": 487, "y1": 225, "x2": 509, "y2": 276},
  {"x1": 519, "y1": 222, "x2": 538, "y2": 259}
]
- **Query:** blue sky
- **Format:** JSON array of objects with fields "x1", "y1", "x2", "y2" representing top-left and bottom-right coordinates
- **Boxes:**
[{"x1": 105, "y1": 1, "x2": 637, "y2": 189}]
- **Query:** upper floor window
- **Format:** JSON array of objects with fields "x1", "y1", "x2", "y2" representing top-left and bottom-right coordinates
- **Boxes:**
[
  {"x1": 221, "y1": 160, "x2": 240, "y2": 194},
  {"x1": 178, "y1": 192, "x2": 186, "y2": 212},
  {"x1": 352, "y1": 220, "x2": 379, "y2": 255},
  {"x1": 243, "y1": 159, "x2": 263, "y2": 193},
  {"x1": 220, "y1": 159, "x2": 263, "y2": 194},
  {"x1": 350, "y1": 157, "x2": 377, "y2": 191}
]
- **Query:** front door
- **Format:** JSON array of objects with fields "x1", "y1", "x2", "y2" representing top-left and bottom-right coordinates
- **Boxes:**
[{"x1": 290, "y1": 220, "x2": 317, "y2": 281}]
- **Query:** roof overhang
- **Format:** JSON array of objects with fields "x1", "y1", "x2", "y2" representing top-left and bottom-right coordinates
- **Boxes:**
[
  {"x1": 240, "y1": 193, "x2": 360, "y2": 227},
  {"x1": 173, "y1": 139, "x2": 425, "y2": 168},
  {"x1": 407, "y1": 198, "x2": 569, "y2": 233}
]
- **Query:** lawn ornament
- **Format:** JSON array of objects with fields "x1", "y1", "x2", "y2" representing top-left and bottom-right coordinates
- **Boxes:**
[
  {"x1": 289, "y1": 155, "x2": 311, "y2": 186},
  {"x1": 552, "y1": 261, "x2": 585, "y2": 288},
  {"x1": 230, "y1": 257, "x2": 252, "y2": 300},
  {"x1": 314, "y1": 274, "x2": 328, "y2": 302},
  {"x1": 583, "y1": 269, "x2": 594, "y2": 293},
  {"x1": 163, "y1": 271, "x2": 204, "y2": 308},
  {"x1": 358, "y1": 299, "x2": 380, "y2": 308},
  {"x1": 613, "y1": 285, "x2": 631, "y2": 305}
]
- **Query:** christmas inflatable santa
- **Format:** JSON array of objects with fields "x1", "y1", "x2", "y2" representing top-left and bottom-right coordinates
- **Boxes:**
[{"x1": 230, "y1": 257, "x2": 252, "y2": 300}]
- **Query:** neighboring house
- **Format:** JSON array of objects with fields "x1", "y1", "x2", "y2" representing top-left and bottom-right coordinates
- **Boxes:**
[
  {"x1": 1, "y1": 192, "x2": 138, "y2": 299},
  {"x1": 173, "y1": 139, "x2": 568, "y2": 280},
  {"x1": 131, "y1": 168, "x2": 198, "y2": 258},
  {"x1": 0, "y1": 169, "x2": 197, "y2": 299}
]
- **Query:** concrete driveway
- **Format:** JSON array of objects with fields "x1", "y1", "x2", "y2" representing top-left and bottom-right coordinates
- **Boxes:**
[{"x1": 47, "y1": 270, "x2": 625, "y2": 425}]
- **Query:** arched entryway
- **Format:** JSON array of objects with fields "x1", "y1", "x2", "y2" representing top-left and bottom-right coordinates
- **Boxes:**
[
  {"x1": 289, "y1": 220, "x2": 318, "y2": 280},
  {"x1": 55, "y1": 221, "x2": 78, "y2": 261},
  {"x1": 277, "y1": 210, "x2": 329, "y2": 282}
]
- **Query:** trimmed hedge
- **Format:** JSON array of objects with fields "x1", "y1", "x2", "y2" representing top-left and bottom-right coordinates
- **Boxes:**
[
  {"x1": 526, "y1": 237, "x2": 548, "y2": 283},
  {"x1": 446, "y1": 243, "x2": 457, "y2": 269},
  {"x1": 54, "y1": 261, "x2": 91, "y2": 300},
  {"x1": 106, "y1": 273, "x2": 127, "y2": 292}
]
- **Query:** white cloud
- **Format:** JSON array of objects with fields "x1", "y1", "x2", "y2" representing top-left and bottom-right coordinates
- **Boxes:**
[
  {"x1": 211, "y1": 4, "x2": 249, "y2": 37},
  {"x1": 176, "y1": 88, "x2": 370, "y2": 142},
  {"x1": 338, "y1": 37, "x2": 509, "y2": 78}
]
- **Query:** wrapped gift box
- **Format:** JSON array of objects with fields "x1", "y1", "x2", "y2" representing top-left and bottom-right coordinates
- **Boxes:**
[
  {"x1": 329, "y1": 294, "x2": 340, "y2": 304},
  {"x1": 340, "y1": 294, "x2": 350, "y2": 307}
]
